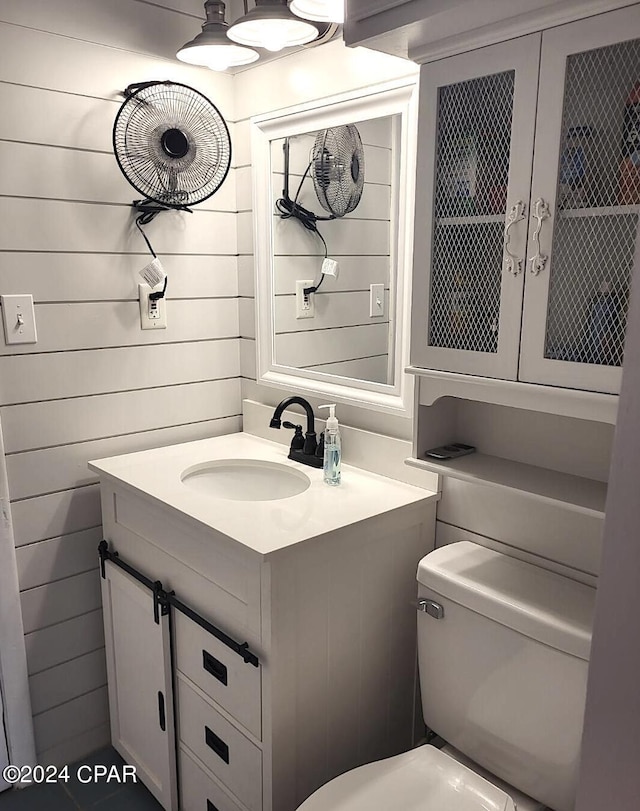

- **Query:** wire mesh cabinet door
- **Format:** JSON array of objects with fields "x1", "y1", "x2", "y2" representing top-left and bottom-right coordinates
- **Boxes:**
[
  {"x1": 101, "y1": 561, "x2": 178, "y2": 811},
  {"x1": 519, "y1": 6, "x2": 640, "y2": 394},
  {"x1": 411, "y1": 35, "x2": 541, "y2": 378}
]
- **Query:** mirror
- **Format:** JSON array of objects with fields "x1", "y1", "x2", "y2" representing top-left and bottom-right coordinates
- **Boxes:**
[{"x1": 252, "y1": 81, "x2": 418, "y2": 415}]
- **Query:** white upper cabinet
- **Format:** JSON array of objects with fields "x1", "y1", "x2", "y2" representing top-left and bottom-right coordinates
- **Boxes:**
[{"x1": 411, "y1": 5, "x2": 640, "y2": 394}]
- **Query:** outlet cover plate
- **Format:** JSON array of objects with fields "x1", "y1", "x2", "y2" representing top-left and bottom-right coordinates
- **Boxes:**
[
  {"x1": 139, "y1": 283, "x2": 167, "y2": 330},
  {"x1": 296, "y1": 280, "x2": 315, "y2": 319}
]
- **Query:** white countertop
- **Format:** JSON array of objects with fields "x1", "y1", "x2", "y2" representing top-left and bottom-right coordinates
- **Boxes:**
[{"x1": 89, "y1": 432, "x2": 438, "y2": 556}]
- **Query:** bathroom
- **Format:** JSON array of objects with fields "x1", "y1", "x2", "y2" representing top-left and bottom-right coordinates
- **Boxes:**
[{"x1": 0, "y1": 0, "x2": 639, "y2": 809}]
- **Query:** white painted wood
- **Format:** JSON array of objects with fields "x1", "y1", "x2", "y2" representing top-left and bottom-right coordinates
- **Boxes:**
[
  {"x1": 310, "y1": 355, "x2": 389, "y2": 383},
  {"x1": 0, "y1": 23, "x2": 235, "y2": 119},
  {"x1": 0, "y1": 300, "x2": 239, "y2": 356},
  {"x1": 28, "y1": 648, "x2": 107, "y2": 716},
  {"x1": 0, "y1": 340, "x2": 240, "y2": 405},
  {"x1": 406, "y1": 453, "x2": 607, "y2": 516},
  {"x1": 436, "y1": 475, "x2": 603, "y2": 575},
  {"x1": 102, "y1": 561, "x2": 178, "y2": 810},
  {"x1": 24, "y1": 610, "x2": 105, "y2": 677},
  {"x1": 238, "y1": 211, "x2": 254, "y2": 255},
  {"x1": 1, "y1": 379, "x2": 240, "y2": 453},
  {"x1": 0, "y1": 419, "x2": 36, "y2": 777},
  {"x1": 253, "y1": 80, "x2": 418, "y2": 416},
  {"x1": 273, "y1": 256, "x2": 390, "y2": 294},
  {"x1": 239, "y1": 297, "x2": 256, "y2": 340},
  {"x1": 410, "y1": 35, "x2": 541, "y2": 379},
  {"x1": 33, "y1": 685, "x2": 109, "y2": 758},
  {"x1": 0, "y1": 199, "x2": 237, "y2": 255},
  {"x1": 238, "y1": 256, "x2": 255, "y2": 297},
  {"x1": 36, "y1": 723, "x2": 110, "y2": 769},
  {"x1": 177, "y1": 677, "x2": 262, "y2": 811},
  {"x1": 20, "y1": 569, "x2": 102, "y2": 635},
  {"x1": 180, "y1": 745, "x2": 246, "y2": 811},
  {"x1": 275, "y1": 324, "x2": 389, "y2": 368},
  {"x1": 174, "y1": 612, "x2": 262, "y2": 740},
  {"x1": 410, "y1": 367, "x2": 619, "y2": 424},
  {"x1": 0, "y1": 254, "x2": 238, "y2": 303},
  {"x1": 240, "y1": 338, "x2": 257, "y2": 380},
  {"x1": 15, "y1": 527, "x2": 103, "y2": 591},
  {"x1": 274, "y1": 290, "x2": 390, "y2": 333},
  {"x1": 435, "y1": 520, "x2": 598, "y2": 586},
  {"x1": 519, "y1": 6, "x2": 640, "y2": 393},
  {"x1": 7, "y1": 417, "x2": 242, "y2": 502},
  {"x1": 11, "y1": 486, "x2": 102, "y2": 548}
]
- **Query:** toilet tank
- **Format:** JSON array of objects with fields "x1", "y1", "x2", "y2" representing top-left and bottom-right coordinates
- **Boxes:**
[{"x1": 417, "y1": 542, "x2": 596, "y2": 811}]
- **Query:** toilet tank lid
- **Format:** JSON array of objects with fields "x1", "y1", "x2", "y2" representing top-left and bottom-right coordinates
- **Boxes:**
[{"x1": 417, "y1": 542, "x2": 596, "y2": 660}]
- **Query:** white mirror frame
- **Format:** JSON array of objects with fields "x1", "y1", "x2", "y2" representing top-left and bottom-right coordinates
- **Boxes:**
[{"x1": 251, "y1": 78, "x2": 418, "y2": 417}]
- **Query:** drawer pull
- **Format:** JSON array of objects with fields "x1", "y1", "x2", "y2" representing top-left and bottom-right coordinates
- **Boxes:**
[
  {"x1": 203, "y1": 650, "x2": 228, "y2": 686},
  {"x1": 205, "y1": 726, "x2": 230, "y2": 764},
  {"x1": 207, "y1": 802, "x2": 220, "y2": 811},
  {"x1": 158, "y1": 691, "x2": 166, "y2": 732}
]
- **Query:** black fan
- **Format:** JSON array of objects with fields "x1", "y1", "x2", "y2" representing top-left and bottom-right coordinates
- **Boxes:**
[
  {"x1": 113, "y1": 80, "x2": 231, "y2": 214},
  {"x1": 312, "y1": 125, "x2": 365, "y2": 218}
]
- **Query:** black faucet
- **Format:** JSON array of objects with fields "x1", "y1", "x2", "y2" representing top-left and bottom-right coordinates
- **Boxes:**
[{"x1": 270, "y1": 396, "x2": 324, "y2": 469}]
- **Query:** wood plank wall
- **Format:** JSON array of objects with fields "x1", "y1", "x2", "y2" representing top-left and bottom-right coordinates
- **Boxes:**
[{"x1": 0, "y1": 0, "x2": 241, "y2": 766}]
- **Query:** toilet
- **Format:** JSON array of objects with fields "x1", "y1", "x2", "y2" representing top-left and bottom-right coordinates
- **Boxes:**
[{"x1": 298, "y1": 541, "x2": 596, "y2": 811}]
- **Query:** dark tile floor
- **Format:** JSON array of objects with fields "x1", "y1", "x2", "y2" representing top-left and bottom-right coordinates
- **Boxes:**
[{"x1": 0, "y1": 747, "x2": 163, "y2": 811}]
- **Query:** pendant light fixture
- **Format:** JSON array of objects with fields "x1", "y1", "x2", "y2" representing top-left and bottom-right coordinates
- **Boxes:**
[
  {"x1": 227, "y1": 0, "x2": 319, "y2": 53},
  {"x1": 177, "y1": 1, "x2": 259, "y2": 71},
  {"x1": 290, "y1": 0, "x2": 344, "y2": 24}
]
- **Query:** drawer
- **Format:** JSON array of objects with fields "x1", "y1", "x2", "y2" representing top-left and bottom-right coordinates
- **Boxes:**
[
  {"x1": 174, "y1": 611, "x2": 261, "y2": 740},
  {"x1": 179, "y1": 745, "x2": 246, "y2": 811},
  {"x1": 177, "y1": 676, "x2": 262, "y2": 811}
]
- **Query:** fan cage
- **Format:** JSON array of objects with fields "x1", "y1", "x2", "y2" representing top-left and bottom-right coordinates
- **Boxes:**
[
  {"x1": 113, "y1": 81, "x2": 232, "y2": 209},
  {"x1": 312, "y1": 124, "x2": 365, "y2": 218}
]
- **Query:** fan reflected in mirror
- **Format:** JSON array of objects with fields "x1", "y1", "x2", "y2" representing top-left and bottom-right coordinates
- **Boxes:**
[{"x1": 270, "y1": 114, "x2": 399, "y2": 386}]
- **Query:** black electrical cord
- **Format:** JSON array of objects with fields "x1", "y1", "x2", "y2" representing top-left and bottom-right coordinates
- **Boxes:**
[
  {"x1": 135, "y1": 209, "x2": 168, "y2": 300},
  {"x1": 276, "y1": 153, "x2": 332, "y2": 296}
]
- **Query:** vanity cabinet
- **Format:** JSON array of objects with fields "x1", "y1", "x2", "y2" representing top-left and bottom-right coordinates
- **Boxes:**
[
  {"x1": 411, "y1": 5, "x2": 640, "y2": 395},
  {"x1": 92, "y1": 439, "x2": 437, "y2": 811}
]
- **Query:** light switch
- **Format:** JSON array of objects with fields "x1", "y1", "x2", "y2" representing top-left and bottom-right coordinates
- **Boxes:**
[
  {"x1": 1, "y1": 295, "x2": 37, "y2": 344},
  {"x1": 370, "y1": 284, "x2": 385, "y2": 317}
]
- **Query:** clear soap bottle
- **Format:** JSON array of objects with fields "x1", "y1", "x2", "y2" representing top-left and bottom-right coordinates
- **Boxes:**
[{"x1": 319, "y1": 404, "x2": 341, "y2": 486}]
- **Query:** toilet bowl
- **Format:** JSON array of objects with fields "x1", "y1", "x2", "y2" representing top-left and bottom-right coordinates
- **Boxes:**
[{"x1": 296, "y1": 542, "x2": 596, "y2": 811}]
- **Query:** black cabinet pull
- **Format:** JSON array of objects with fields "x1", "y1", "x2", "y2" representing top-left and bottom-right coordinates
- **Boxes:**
[
  {"x1": 205, "y1": 726, "x2": 229, "y2": 764},
  {"x1": 207, "y1": 801, "x2": 220, "y2": 811},
  {"x1": 158, "y1": 692, "x2": 166, "y2": 732},
  {"x1": 203, "y1": 650, "x2": 228, "y2": 686}
]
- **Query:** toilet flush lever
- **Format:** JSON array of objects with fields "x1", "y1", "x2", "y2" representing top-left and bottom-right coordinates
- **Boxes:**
[{"x1": 416, "y1": 599, "x2": 444, "y2": 619}]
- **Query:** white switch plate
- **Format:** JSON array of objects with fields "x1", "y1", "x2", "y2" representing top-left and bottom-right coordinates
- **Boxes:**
[
  {"x1": 139, "y1": 283, "x2": 167, "y2": 330},
  {"x1": 296, "y1": 280, "x2": 315, "y2": 319},
  {"x1": 370, "y1": 284, "x2": 385, "y2": 317},
  {"x1": 1, "y1": 294, "x2": 37, "y2": 344}
]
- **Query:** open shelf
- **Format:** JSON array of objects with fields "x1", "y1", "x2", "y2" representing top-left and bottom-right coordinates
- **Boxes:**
[{"x1": 405, "y1": 452, "x2": 607, "y2": 518}]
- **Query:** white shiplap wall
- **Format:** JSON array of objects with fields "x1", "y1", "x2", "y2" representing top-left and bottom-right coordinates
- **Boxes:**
[
  {"x1": 0, "y1": 0, "x2": 241, "y2": 766},
  {"x1": 271, "y1": 117, "x2": 394, "y2": 384}
]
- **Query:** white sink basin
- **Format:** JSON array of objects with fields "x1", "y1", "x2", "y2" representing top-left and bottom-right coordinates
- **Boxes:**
[{"x1": 180, "y1": 458, "x2": 311, "y2": 502}]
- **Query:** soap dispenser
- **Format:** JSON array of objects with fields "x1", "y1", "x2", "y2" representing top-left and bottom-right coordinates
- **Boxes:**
[{"x1": 319, "y1": 404, "x2": 341, "y2": 486}]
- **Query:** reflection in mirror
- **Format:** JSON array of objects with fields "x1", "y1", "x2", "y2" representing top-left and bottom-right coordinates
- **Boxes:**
[{"x1": 270, "y1": 115, "x2": 399, "y2": 385}]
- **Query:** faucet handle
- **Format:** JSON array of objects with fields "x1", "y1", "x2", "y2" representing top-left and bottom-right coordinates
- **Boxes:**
[{"x1": 282, "y1": 422, "x2": 304, "y2": 452}]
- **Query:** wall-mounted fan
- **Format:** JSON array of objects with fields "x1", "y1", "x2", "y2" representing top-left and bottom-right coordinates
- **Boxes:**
[
  {"x1": 276, "y1": 123, "x2": 365, "y2": 294},
  {"x1": 312, "y1": 125, "x2": 365, "y2": 218},
  {"x1": 113, "y1": 80, "x2": 231, "y2": 270}
]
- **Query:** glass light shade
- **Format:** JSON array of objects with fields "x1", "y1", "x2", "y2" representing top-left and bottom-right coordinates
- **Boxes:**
[
  {"x1": 290, "y1": 0, "x2": 344, "y2": 24},
  {"x1": 177, "y1": 1, "x2": 259, "y2": 70},
  {"x1": 228, "y1": 0, "x2": 318, "y2": 52}
]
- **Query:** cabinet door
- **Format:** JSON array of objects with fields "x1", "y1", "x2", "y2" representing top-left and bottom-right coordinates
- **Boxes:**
[
  {"x1": 101, "y1": 561, "x2": 178, "y2": 811},
  {"x1": 519, "y1": 6, "x2": 640, "y2": 393},
  {"x1": 411, "y1": 35, "x2": 540, "y2": 378}
]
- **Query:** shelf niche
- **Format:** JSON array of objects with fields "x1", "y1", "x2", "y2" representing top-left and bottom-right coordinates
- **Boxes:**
[{"x1": 411, "y1": 395, "x2": 613, "y2": 517}]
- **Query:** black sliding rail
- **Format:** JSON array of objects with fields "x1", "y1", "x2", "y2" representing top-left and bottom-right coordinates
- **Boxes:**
[{"x1": 98, "y1": 540, "x2": 260, "y2": 668}]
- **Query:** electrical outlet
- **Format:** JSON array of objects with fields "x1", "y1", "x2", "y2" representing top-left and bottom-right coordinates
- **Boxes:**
[
  {"x1": 370, "y1": 284, "x2": 385, "y2": 317},
  {"x1": 139, "y1": 283, "x2": 167, "y2": 330},
  {"x1": 296, "y1": 280, "x2": 315, "y2": 319}
]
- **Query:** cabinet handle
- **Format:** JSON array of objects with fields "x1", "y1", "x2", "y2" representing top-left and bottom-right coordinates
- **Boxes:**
[
  {"x1": 205, "y1": 726, "x2": 230, "y2": 764},
  {"x1": 203, "y1": 650, "x2": 228, "y2": 686},
  {"x1": 528, "y1": 198, "x2": 550, "y2": 275},
  {"x1": 158, "y1": 692, "x2": 166, "y2": 732},
  {"x1": 503, "y1": 200, "x2": 526, "y2": 275}
]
